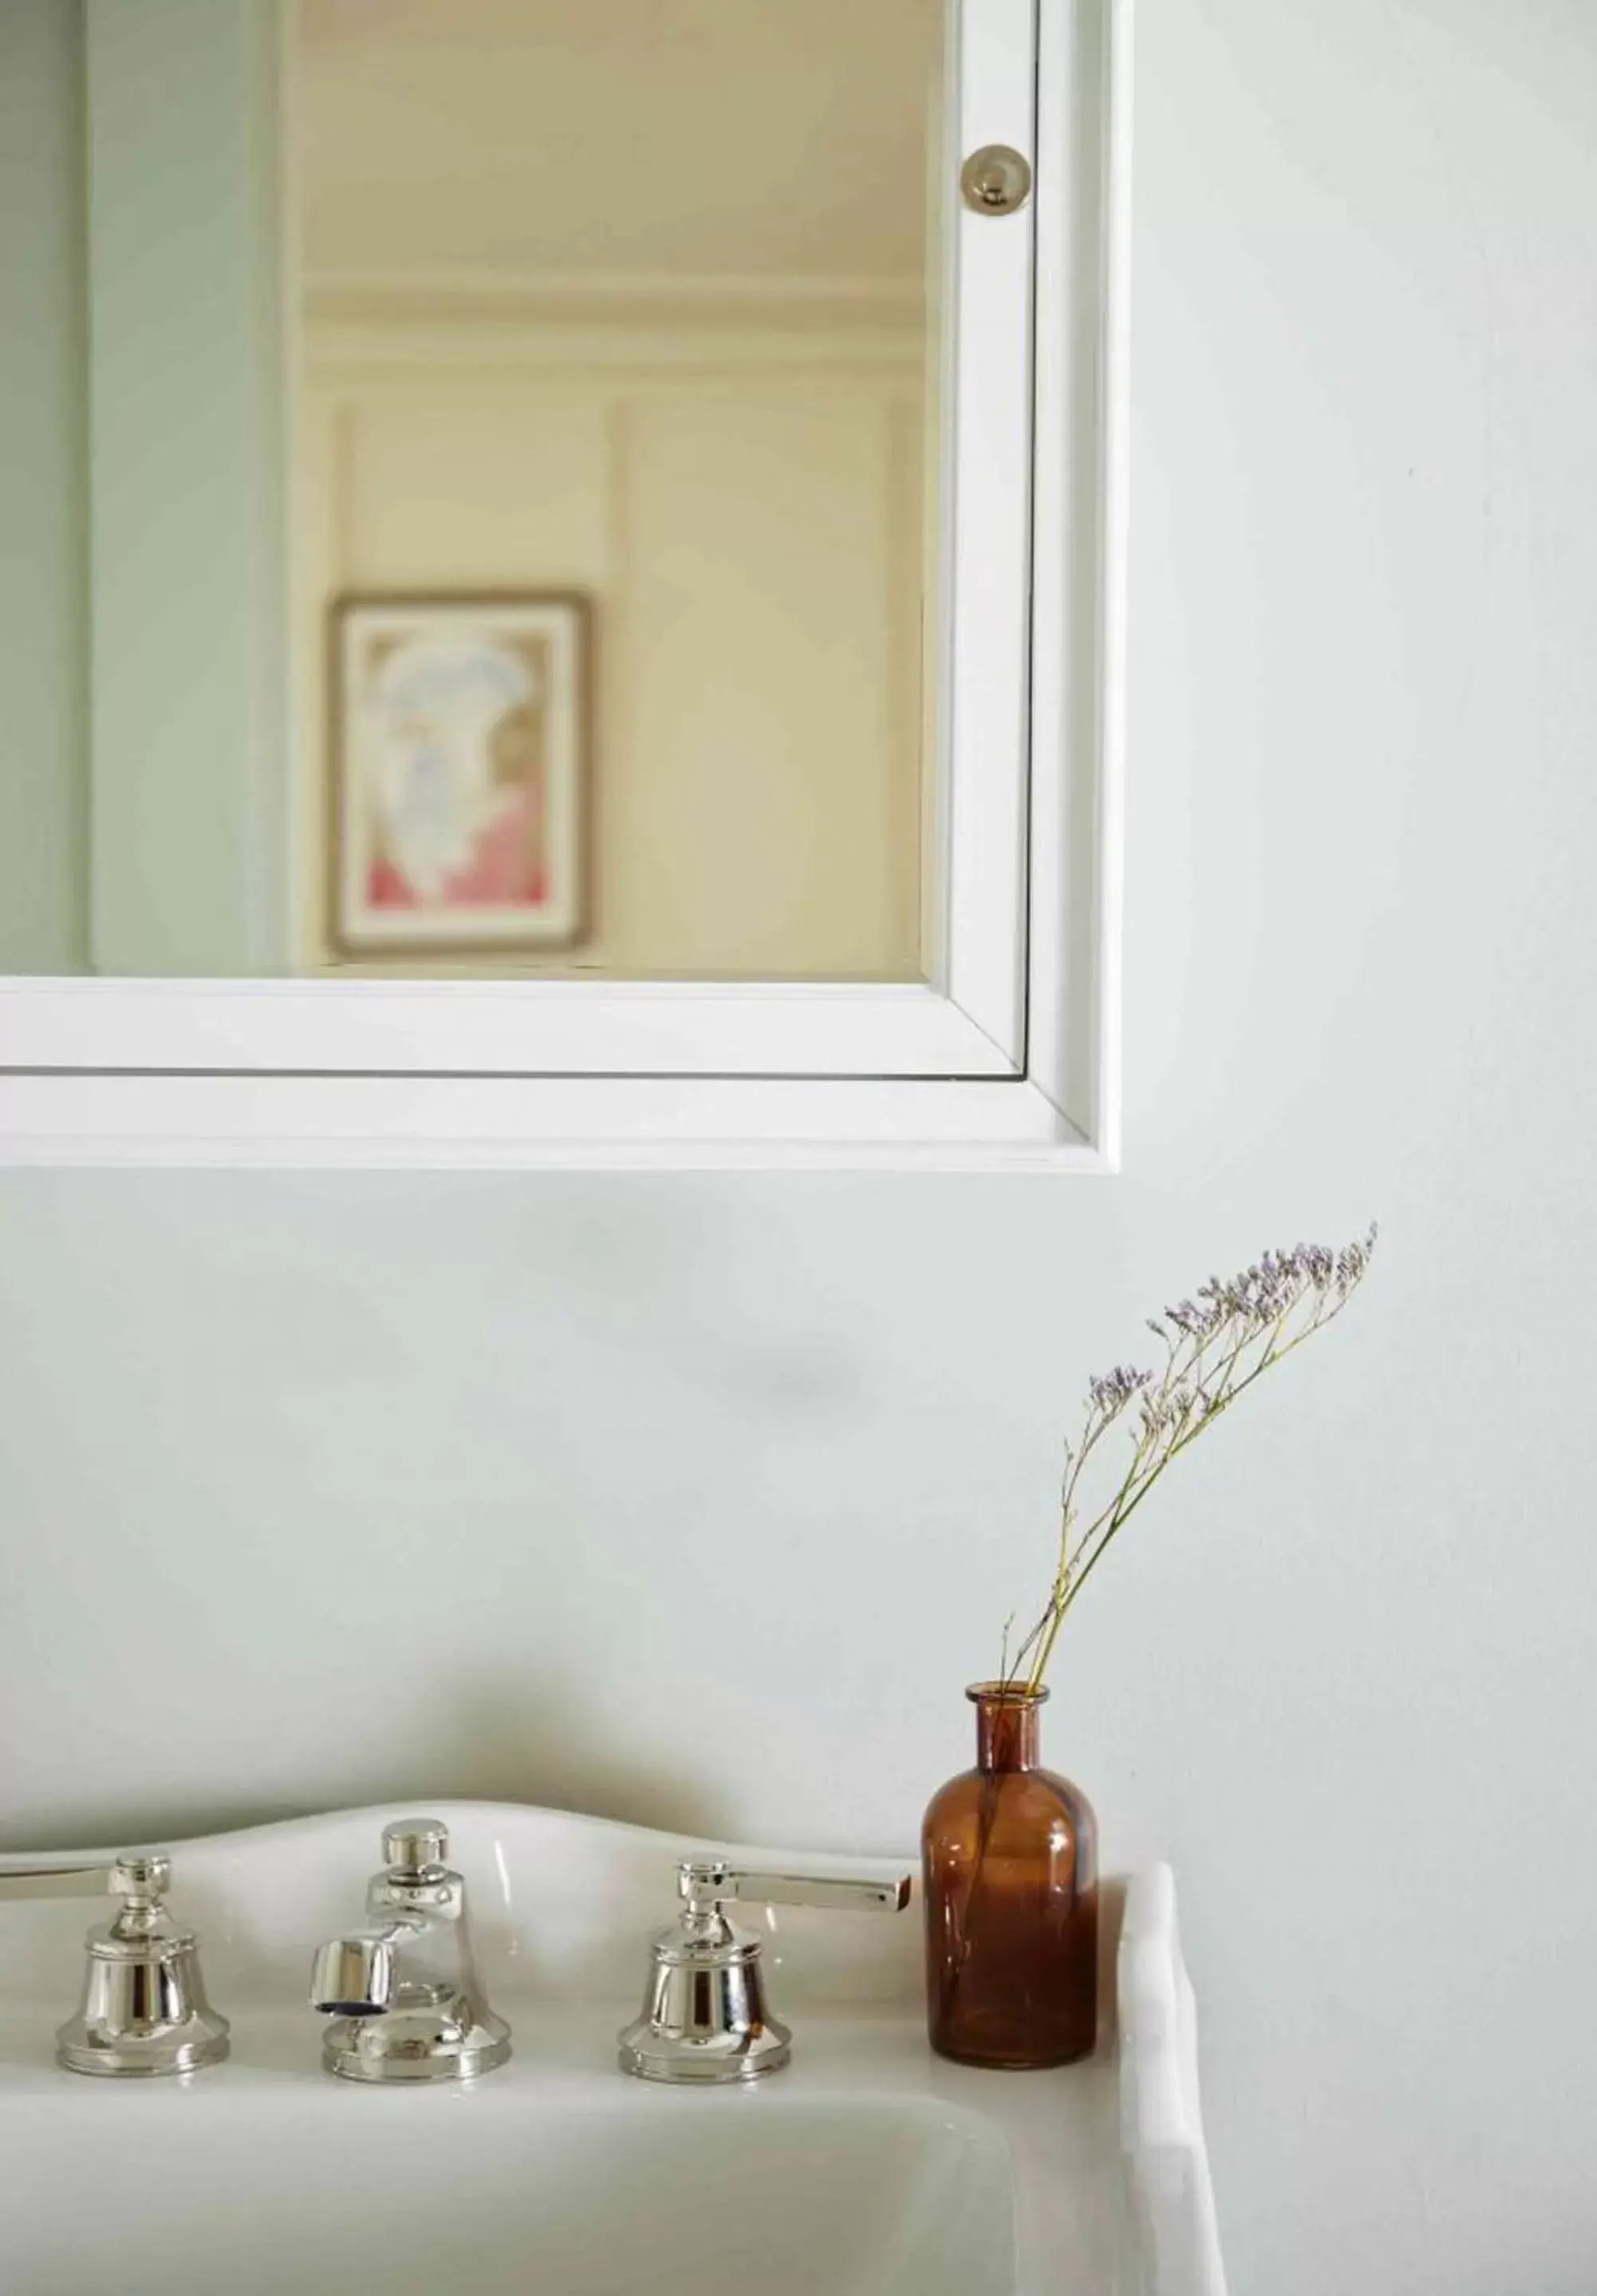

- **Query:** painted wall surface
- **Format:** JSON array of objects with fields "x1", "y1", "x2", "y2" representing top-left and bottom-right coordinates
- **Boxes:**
[
  {"x1": 86, "y1": 0, "x2": 287, "y2": 976},
  {"x1": 2, "y1": 2, "x2": 1596, "y2": 2294},
  {"x1": 0, "y1": 0, "x2": 86, "y2": 971}
]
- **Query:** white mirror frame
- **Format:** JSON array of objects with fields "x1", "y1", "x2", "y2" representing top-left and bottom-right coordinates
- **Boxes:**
[{"x1": 0, "y1": 0, "x2": 1130, "y2": 1172}]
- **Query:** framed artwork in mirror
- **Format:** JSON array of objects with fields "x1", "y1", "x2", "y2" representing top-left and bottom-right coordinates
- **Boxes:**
[{"x1": 329, "y1": 593, "x2": 588, "y2": 957}]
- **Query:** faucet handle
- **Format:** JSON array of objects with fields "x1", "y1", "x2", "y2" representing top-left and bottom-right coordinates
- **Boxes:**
[
  {"x1": 382, "y1": 1819, "x2": 450, "y2": 1874},
  {"x1": 53, "y1": 1850, "x2": 230, "y2": 2078},
  {"x1": 619, "y1": 1855, "x2": 913, "y2": 2085},
  {"x1": 0, "y1": 1849, "x2": 167, "y2": 1905},
  {"x1": 676, "y1": 1857, "x2": 911, "y2": 1918}
]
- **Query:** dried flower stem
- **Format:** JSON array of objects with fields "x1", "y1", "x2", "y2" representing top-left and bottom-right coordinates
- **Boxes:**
[{"x1": 1006, "y1": 1228, "x2": 1378, "y2": 1692}]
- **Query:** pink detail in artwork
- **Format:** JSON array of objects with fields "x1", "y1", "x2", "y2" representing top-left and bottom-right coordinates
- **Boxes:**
[
  {"x1": 369, "y1": 789, "x2": 546, "y2": 910},
  {"x1": 368, "y1": 855, "x2": 416, "y2": 908}
]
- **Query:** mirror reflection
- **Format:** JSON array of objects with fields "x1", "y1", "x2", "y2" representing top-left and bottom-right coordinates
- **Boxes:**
[{"x1": 9, "y1": 0, "x2": 948, "y2": 982}]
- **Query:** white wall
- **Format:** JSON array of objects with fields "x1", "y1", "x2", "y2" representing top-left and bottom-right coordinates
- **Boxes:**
[{"x1": 2, "y1": 2, "x2": 1596, "y2": 2293}]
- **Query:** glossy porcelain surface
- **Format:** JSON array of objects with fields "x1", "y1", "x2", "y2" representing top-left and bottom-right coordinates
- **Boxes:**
[
  {"x1": 0, "y1": 1802, "x2": 1225, "y2": 2296},
  {"x1": 2, "y1": 2067, "x2": 1012, "y2": 2295}
]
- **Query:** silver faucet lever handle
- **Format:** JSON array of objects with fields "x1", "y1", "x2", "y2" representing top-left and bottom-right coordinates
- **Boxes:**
[
  {"x1": 47, "y1": 1850, "x2": 231, "y2": 2077},
  {"x1": 676, "y1": 1857, "x2": 911, "y2": 1917},
  {"x1": 620, "y1": 1859, "x2": 913, "y2": 2084},
  {"x1": 0, "y1": 1848, "x2": 169, "y2": 1906}
]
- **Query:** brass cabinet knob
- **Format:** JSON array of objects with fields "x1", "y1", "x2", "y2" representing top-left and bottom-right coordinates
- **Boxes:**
[{"x1": 960, "y1": 143, "x2": 1032, "y2": 216}]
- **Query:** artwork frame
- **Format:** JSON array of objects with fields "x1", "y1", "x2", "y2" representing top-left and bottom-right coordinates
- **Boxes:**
[{"x1": 327, "y1": 591, "x2": 589, "y2": 959}]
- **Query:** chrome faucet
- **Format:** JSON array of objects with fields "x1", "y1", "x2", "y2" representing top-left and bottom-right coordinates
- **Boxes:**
[
  {"x1": 309, "y1": 1818, "x2": 511, "y2": 2082},
  {"x1": 0, "y1": 1850, "x2": 230, "y2": 2077},
  {"x1": 618, "y1": 1855, "x2": 912, "y2": 2084}
]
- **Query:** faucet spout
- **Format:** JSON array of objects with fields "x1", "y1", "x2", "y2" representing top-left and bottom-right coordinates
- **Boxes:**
[
  {"x1": 309, "y1": 1920, "x2": 417, "y2": 2016},
  {"x1": 307, "y1": 1819, "x2": 511, "y2": 2082}
]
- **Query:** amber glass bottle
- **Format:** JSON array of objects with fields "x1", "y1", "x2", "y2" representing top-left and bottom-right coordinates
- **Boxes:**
[{"x1": 921, "y1": 1682, "x2": 1098, "y2": 2069}]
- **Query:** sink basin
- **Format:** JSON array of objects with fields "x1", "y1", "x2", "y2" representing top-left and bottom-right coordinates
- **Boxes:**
[
  {"x1": 0, "y1": 1802, "x2": 1224, "y2": 2296},
  {"x1": 4, "y1": 2081, "x2": 1013, "y2": 2296}
]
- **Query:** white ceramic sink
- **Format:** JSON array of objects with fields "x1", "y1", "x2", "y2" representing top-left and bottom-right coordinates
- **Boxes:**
[
  {"x1": 0, "y1": 1802, "x2": 1225, "y2": 2296},
  {"x1": 2, "y1": 2081, "x2": 1014, "y2": 2296}
]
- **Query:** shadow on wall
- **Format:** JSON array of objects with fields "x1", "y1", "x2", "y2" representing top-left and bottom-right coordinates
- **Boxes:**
[
  {"x1": 396, "y1": 1672, "x2": 740, "y2": 1843},
  {"x1": 9, "y1": 1667, "x2": 740, "y2": 1855}
]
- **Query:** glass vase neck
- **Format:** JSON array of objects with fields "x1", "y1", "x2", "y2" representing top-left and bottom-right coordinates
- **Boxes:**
[{"x1": 967, "y1": 1680, "x2": 1048, "y2": 1772}]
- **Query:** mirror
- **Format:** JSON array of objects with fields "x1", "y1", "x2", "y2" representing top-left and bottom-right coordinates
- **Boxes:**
[
  {"x1": 10, "y1": 0, "x2": 953, "y2": 985},
  {"x1": 2, "y1": 0, "x2": 1126, "y2": 1168}
]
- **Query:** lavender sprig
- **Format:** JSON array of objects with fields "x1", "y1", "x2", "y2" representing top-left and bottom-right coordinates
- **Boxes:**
[{"x1": 1007, "y1": 1227, "x2": 1377, "y2": 1691}]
